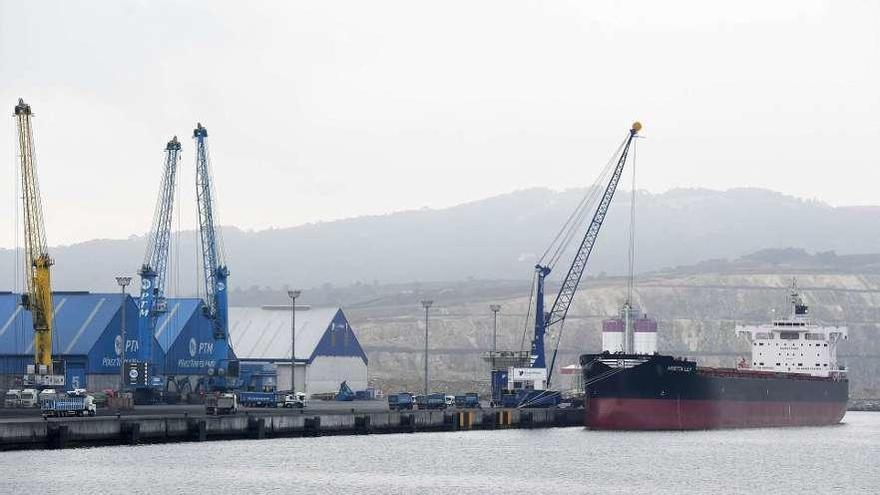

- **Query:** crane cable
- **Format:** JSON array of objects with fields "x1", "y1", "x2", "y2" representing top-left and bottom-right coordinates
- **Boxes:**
[
  {"x1": 521, "y1": 133, "x2": 632, "y2": 354},
  {"x1": 539, "y1": 137, "x2": 628, "y2": 270},
  {"x1": 546, "y1": 134, "x2": 638, "y2": 382},
  {"x1": 626, "y1": 138, "x2": 637, "y2": 306}
]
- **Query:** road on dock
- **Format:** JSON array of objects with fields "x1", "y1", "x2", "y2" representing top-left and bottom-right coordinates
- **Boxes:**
[{"x1": 0, "y1": 400, "x2": 390, "y2": 423}]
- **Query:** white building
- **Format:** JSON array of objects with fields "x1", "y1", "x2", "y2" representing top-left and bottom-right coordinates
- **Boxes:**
[{"x1": 228, "y1": 306, "x2": 368, "y2": 395}]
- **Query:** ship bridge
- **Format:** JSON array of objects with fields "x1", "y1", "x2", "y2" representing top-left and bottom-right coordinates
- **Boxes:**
[{"x1": 735, "y1": 281, "x2": 847, "y2": 377}]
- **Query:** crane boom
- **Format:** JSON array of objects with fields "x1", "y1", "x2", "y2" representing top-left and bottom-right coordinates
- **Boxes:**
[
  {"x1": 539, "y1": 122, "x2": 641, "y2": 383},
  {"x1": 14, "y1": 98, "x2": 57, "y2": 379},
  {"x1": 136, "y1": 136, "x2": 181, "y2": 372},
  {"x1": 193, "y1": 123, "x2": 232, "y2": 385}
]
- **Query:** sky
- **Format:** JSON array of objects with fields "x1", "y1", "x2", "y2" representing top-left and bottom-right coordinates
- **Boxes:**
[{"x1": 0, "y1": 1, "x2": 878, "y2": 248}]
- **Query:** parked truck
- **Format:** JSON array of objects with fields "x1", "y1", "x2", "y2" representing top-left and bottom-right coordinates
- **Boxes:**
[
  {"x1": 454, "y1": 393, "x2": 481, "y2": 409},
  {"x1": 4, "y1": 389, "x2": 21, "y2": 408},
  {"x1": 387, "y1": 392, "x2": 414, "y2": 411},
  {"x1": 418, "y1": 393, "x2": 448, "y2": 410},
  {"x1": 280, "y1": 392, "x2": 306, "y2": 408},
  {"x1": 20, "y1": 389, "x2": 40, "y2": 408},
  {"x1": 205, "y1": 392, "x2": 238, "y2": 415},
  {"x1": 41, "y1": 394, "x2": 97, "y2": 418}
]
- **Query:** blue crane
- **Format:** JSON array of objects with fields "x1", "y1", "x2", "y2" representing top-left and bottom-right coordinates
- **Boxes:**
[
  {"x1": 490, "y1": 122, "x2": 640, "y2": 407},
  {"x1": 193, "y1": 123, "x2": 236, "y2": 389},
  {"x1": 538, "y1": 122, "x2": 641, "y2": 385},
  {"x1": 134, "y1": 136, "x2": 181, "y2": 394}
]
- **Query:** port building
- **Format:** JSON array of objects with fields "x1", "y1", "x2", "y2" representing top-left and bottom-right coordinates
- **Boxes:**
[
  {"x1": 228, "y1": 306, "x2": 368, "y2": 395},
  {"x1": 0, "y1": 292, "x2": 368, "y2": 396},
  {"x1": 0, "y1": 291, "x2": 151, "y2": 391}
]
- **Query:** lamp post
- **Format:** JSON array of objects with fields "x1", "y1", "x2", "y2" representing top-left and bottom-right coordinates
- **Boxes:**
[
  {"x1": 116, "y1": 276, "x2": 132, "y2": 392},
  {"x1": 489, "y1": 304, "x2": 501, "y2": 370},
  {"x1": 420, "y1": 300, "x2": 433, "y2": 397},
  {"x1": 287, "y1": 289, "x2": 301, "y2": 396}
]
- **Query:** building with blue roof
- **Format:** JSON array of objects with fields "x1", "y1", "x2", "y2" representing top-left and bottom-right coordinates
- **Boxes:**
[
  {"x1": 1, "y1": 292, "x2": 368, "y2": 397},
  {"x1": 0, "y1": 291, "x2": 155, "y2": 391},
  {"x1": 229, "y1": 306, "x2": 368, "y2": 395}
]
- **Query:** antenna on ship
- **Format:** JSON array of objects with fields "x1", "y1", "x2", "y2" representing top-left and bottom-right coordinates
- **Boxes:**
[{"x1": 789, "y1": 278, "x2": 808, "y2": 318}]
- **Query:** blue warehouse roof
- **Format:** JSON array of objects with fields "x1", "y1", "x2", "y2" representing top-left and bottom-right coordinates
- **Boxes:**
[{"x1": 0, "y1": 292, "x2": 132, "y2": 356}]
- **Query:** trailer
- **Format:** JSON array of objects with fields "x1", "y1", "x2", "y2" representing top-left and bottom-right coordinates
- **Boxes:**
[
  {"x1": 418, "y1": 393, "x2": 447, "y2": 410},
  {"x1": 387, "y1": 392, "x2": 414, "y2": 411},
  {"x1": 238, "y1": 391, "x2": 277, "y2": 408},
  {"x1": 41, "y1": 395, "x2": 97, "y2": 418},
  {"x1": 454, "y1": 393, "x2": 481, "y2": 409}
]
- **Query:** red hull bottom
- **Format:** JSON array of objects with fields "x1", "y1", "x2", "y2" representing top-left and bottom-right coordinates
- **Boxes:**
[{"x1": 587, "y1": 398, "x2": 847, "y2": 430}]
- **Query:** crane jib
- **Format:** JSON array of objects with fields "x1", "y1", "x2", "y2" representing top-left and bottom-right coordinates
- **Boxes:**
[
  {"x1": 14, "y1": 99, "x2": 58, "y2": 375},
  {"x1": 544, "y1": 125, "x2": 640, "y2": 383}
]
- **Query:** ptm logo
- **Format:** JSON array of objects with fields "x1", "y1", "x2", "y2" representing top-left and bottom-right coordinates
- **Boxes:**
[
  {"x1": 189, "y1": 338, "x2": 197, "y2": 358},
  {"x1": 114, "y1": 336, "x2": 123, "y2": 356}
]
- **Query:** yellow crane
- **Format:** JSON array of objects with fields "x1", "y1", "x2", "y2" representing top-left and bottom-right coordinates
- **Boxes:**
[{"x1": 14, "y1": 98, "x2": 61, "y2": 387}]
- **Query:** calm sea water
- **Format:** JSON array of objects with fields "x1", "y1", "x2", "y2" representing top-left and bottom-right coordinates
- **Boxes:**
[{"x1": 2, "y1": 411, "x2": 878, "y2": 494}]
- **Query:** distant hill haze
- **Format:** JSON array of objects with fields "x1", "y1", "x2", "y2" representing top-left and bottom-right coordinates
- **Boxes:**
[{"x1": 1, "y1": 187, "x2": 879, "y2": 294}]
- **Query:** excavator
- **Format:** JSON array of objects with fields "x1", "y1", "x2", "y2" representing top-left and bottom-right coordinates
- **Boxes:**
[{"x1": 14, "y1": 98, "x2": 64, "y2": 388}]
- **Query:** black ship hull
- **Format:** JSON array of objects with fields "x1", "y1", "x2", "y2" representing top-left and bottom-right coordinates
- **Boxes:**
[{"x1": 580, "y1": 353, "x2": 848, "y2": 430}]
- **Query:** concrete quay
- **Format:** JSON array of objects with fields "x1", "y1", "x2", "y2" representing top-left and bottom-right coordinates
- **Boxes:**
[{"x1": 0, "y1": 408, "x2": 584, "y2": 451}]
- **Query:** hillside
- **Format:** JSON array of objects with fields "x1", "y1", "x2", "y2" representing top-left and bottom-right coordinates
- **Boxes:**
[
  {"x1": 1, "y1": 187, "x2": 879, "y2": 293},
  {"x1": 340, "y1": 266, "x2": 880, "y2": 398}
]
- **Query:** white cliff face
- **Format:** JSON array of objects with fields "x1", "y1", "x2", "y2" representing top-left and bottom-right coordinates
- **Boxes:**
[{"x1": 348, "y1": 273, "x2": 880, "y2": 398}]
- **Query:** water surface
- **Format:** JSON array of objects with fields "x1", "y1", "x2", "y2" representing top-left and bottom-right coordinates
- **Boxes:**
[{"x1": 2, "y1": 412, "x2": 877, "y2": 494}]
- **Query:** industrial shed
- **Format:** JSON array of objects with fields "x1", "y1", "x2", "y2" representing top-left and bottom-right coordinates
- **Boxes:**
[
  {"x1": 0, "y1": 291, "x2": 154, "y2": 391},
  {"x1": 228, "y1": 306, "x2": 368, "y2": 395}
]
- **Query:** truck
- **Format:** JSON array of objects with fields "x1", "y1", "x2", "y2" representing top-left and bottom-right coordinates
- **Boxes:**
[
  {"x1": 418, "y1": 393, "x2": 448, "y2": 410},
  {"x1": 387, "y1": 392, "x2": 414, "y2": 411},
  {"x1": 238, "y1": 391, "x2": 277, "y2": 408},
  {"x1": 279, "y1": 392, "x2": 306, "y2": 408},
  {"x1": 4, "y1": 389, "x2": 21, "y2": 408},
  {"x1": 20, "y1": 389, "x2": 40, "y2": 408},
  {"x1": 41, "y1": 394, "x2": 97, "y2": 417},
  {"x1": 454, "y1": 393, "x2": 481, "y2": 409},
  {"x1": 205, "y1": 392, "x2": 238, "y2": 415}
]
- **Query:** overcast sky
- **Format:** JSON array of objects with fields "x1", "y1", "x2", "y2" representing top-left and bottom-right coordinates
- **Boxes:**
[{"x1": 0, "y1": 1, "x2": 877, "y2": 248}]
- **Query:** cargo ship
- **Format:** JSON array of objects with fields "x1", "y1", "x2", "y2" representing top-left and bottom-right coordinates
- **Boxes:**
[{"x1": 580, "y1": 283, "x2": 849, "y2": 430}]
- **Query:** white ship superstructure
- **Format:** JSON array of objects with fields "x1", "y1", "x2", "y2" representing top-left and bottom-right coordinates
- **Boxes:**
[{"x1": 736, "y1": 281, "x2": 847, "y2": 377}]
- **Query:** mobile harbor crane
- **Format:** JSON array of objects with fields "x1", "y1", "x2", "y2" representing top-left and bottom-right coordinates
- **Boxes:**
[
  {"x1": 132, "y1": 136, "x2": 181, "y2": 402},
  {"x1": 486, "y1": 122, "x2": 641, "y2": 408},
  {"x1": 193, "y1": 123, "x2": 238, "y2": 391},
  {"x1": 14, "y1": 98, "x2": 64, "y2": 388}
]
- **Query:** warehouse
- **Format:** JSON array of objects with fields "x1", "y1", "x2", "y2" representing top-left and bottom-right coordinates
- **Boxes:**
[
  {"x1": 0, "y1": 291, "x2": 152, "y2": 391},
  {"x1": 228, "y1": 306, "x2": 368, "y2": 395}
]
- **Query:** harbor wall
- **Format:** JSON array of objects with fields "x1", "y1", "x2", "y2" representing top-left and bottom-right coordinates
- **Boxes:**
[{"x1": 0, "y1": 408, "x2": 583, "y2": 451}]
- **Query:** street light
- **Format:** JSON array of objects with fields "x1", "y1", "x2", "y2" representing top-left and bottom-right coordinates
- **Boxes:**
[
  {"x1": 420, "y1": 300, "x2": 433, "y2": 397},
  {"x1": 489, "y1": 304, "x2": 501, "y2": 370},
  {"x1": 489, "y1": 304, "x2": 501, "y2": 353},
  {"x1": 116, "y1": 276, "x2": 132, "y2": 392},
  {"x1": 287, "y1": 289, "x2": 302, "y2": 397}
]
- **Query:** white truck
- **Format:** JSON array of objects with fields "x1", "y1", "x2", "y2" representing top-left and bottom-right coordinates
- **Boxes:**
[
  {"x1": 205, "y1": 392, "x2": 238, "y2": 415},
  {"x1": 20, "y1": 389, "x2": 40, "y2": 408},
  {"x1": 280, "y1": 392, "x2": 307, "y2": 408}
]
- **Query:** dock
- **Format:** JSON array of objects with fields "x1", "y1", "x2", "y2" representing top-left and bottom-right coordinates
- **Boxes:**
[{"x1": 0, "y1": 407, "x2": 584, "y2": 451}]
